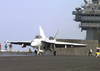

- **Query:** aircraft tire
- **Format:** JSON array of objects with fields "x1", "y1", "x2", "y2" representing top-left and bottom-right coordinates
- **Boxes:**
[
  {"x1": 53, "y1": 51, "x2": 57, "y2": 56},
  {"x1": 34, "y1": 50, "x2": 37, "y2": 54},
  {"x1": 39, "y1": 52, "x2": 41, "y2": 56}
]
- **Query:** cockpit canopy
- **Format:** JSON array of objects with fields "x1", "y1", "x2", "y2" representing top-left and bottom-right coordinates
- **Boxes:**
[
  {"x1": 35, "y1": 35, "x2": 42, "y2": 39},
  {"x1": 49, "y1": 37, "x2": 54, "y2": 40}
]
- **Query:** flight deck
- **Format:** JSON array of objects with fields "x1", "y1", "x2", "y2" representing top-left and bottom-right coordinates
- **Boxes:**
[{"x1": 0, "y1": 55, "x2": 99, "y2": 71}]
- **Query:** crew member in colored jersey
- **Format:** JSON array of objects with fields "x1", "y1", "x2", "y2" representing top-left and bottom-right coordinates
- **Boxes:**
[
  {"x1": 5, "y1": 44, "x2": 8, "y2": 51},
  {"x1": 88, "y1": 49, "x2": 92, "y2": 56},
  {"x1": 9, "y1": 44, "x2": 12, "y2": 51},
  {"x1": 0, "y1": 43, "x2": 1, "y2": 51},
  {"x1": 28, "y1": 48, "x2": 32, "y2": 53}
]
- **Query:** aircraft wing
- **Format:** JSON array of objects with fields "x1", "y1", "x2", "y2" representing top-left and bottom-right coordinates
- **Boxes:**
[
  {"x1": 55, "y1": 41, "x2": 87, "y2": 47},
  {"x1": 5, "y1": 40, "x2": 31, "y2": 46},
  {"x1": 42, "y1": 40, "x2": 87, "y2": 47}
]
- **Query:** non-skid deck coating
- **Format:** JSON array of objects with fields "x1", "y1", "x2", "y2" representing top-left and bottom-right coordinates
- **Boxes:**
[{"x1": 0, "y1": 55, "x2": 100, "y2": 71}]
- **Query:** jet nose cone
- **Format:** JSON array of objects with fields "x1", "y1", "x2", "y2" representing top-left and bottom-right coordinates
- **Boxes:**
[
  {"x1": 31, "y1": 40, "x2": 41, "y2": 47},
  {"x1": 31, "y1": 42, "x2": 37, "y2": 47}
]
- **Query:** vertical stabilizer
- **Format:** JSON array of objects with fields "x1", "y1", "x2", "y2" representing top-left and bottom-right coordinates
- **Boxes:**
[
  {"x1": 39, "y1": 26, "x2": 46, "y2": 38},
  {"x1": 54, "y1": 27, "x2": 62, "y2": 40}
]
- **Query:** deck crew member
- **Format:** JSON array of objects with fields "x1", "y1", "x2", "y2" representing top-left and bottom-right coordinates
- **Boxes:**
[
  {"x1": 0, "y1": 43, "x2": 1, "y2": 51},
  {"x1": 28, "y1": 48, "x2": 32, "y2": 53},
  {"x1": 9, "y1": 44, "x2": 12, "y2": 51},
  {"x1": 88, "y1": 49, "x2": 92, "y2": 56},
  {"x1": 5, "y1": 44, "x2": 8, "y2": 51}
]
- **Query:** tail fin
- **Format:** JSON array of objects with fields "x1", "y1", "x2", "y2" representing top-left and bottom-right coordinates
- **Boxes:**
[
  {"x1": 54, "y1": 27, "x2": 62, "y2": 40},
  {"x1": 39, "y1": 26, "x2": 46, "y2": 38}
]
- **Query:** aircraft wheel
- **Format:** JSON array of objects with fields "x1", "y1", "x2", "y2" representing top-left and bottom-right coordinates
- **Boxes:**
[
  {"x1": 53, "y1": 51, "x2": 57, "y2": 56},
  {"x1": 39, "y1": 52, "x2": 41, "y2": 56},
  {"x1": 37, "y1": 52, "x2": 41, "y2": 56},
  {"x1": 34, "y1": 50, "x2": 37, "y2": 54}
]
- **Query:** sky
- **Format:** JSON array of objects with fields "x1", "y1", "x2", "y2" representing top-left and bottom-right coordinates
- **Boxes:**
[{"x1": 0, "y1": 0, "x2": 86, "y2": 51}]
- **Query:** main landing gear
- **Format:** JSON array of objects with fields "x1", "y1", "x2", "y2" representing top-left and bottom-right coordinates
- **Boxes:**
[
  {"x1": 49, "y1": 49, "x2": 57, "y2": 56},
  {"x1": 35, "y1": 50, "x2": 57, "y2": 56}
]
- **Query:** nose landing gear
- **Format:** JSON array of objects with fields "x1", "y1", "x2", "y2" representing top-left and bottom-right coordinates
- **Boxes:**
[{"x1": 34, "y1": 50, "x2": 42, "y2": 56}]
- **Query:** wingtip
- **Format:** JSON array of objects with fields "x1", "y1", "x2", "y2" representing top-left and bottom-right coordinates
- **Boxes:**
[{"x1": 4, "y1": 40, "x2": 10, "y2": 43}]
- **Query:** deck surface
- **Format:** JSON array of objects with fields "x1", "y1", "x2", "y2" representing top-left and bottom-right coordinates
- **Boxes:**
[{"x1": 0, "y1": 55, "x2": 100, "y2": 71}]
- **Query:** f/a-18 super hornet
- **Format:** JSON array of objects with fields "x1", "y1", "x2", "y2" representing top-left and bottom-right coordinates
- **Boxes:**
[{"x1": 6, "y1": 26, "x2": 87, "y2": 56}]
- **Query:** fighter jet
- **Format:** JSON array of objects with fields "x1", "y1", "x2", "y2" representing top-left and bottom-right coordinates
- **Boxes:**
[{"x1": 5, "y1": 26, "x2": 87, "y2": 56}]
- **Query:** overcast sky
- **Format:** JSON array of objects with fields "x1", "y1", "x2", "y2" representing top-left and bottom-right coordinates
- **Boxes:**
[{"x1": 0, "y1": 0, "x2": 86, "y2": 51}]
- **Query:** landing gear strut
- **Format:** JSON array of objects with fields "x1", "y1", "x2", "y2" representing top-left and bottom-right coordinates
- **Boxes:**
[
  {"x1": 35, "y1": 50, "x2": 41, "y2": 56},
  {"x1": 36, "y1": 46, "x2": 41, "y2": 56},
  {"x1": 39, "y1": 52, "x2": 41, "y2": 56}
]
